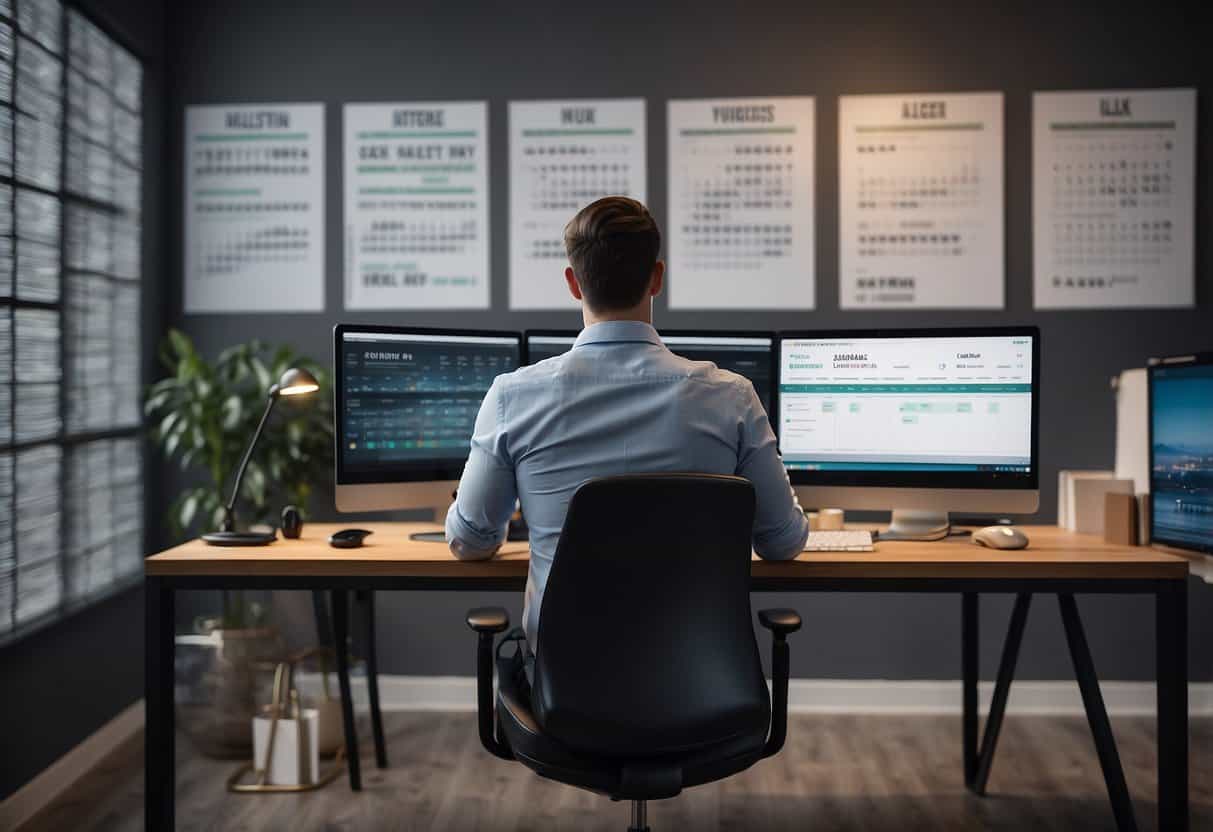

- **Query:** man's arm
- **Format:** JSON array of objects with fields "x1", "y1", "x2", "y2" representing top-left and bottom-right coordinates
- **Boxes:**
[
  {"x1": 735, "y1": 382, "x2": 809, "y2": 560},
  {"x1": 445, "y1": 378, "x2": 518, "y2": 561}
]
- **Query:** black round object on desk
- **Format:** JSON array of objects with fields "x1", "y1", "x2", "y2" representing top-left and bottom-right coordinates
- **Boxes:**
[
  {"x1": 281, "y1": 505, "x2": 303, "y2": 539},
  {"x1": 202, "y1": 530, "x2": 276, "y2": 546},
  {"x1": 330, "y1": 528, "x2": 373, "y2": 548}
]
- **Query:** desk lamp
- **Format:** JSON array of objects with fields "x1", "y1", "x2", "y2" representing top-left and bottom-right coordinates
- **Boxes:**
[{"x1": 202, "y1": 367, "x2": 320, "y2": 546}]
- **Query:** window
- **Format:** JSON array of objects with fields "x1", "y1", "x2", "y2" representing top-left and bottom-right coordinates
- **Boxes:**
[{"x1": 0, "y1": 0, "x2": 143, "y2": 641}]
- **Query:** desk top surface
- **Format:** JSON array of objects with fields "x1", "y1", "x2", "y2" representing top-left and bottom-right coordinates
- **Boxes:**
[{"x1": 145, "y1": 523, "x2": 1189, "y2": 581}]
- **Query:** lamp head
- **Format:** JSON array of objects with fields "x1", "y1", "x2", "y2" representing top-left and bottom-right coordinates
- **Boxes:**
[{"x1": 272, "y1": 366, "x2": 320, "y2": 398}]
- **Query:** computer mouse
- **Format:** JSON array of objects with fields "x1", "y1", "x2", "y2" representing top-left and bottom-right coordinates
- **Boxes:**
[
  {"x1": 972, "y1": 525, "x2": 1029, "y2": 550},
  {"x1": 329, "y1": 528, "x2": 373, "y2": 549}
]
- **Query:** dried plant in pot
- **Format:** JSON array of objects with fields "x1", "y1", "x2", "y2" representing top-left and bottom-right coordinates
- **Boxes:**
[{"x1": 174, "y1": 605, "x2": 283, "y2": 759}]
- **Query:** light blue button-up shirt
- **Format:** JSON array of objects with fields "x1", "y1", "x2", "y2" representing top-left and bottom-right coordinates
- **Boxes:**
[{"x1": 446, "y1": 320, "x2": 809, "y2": 649}]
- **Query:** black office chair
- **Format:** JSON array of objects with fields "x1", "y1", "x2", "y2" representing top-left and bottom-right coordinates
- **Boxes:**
[{"x1": 466, "y1": 474, "x2": 801, "y2": 831}]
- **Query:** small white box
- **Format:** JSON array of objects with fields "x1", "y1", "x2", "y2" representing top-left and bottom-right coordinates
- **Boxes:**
[
  {"x1": 252, "y1": 708, "x2": 320, "y2": 786},
  {"x1": 1073, "y1": 477, "x2": 1134, "y2": 536}
]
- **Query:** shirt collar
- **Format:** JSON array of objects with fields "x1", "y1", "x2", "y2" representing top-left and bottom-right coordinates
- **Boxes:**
[{"x1": 573, "y1": 320, "x2": 664, "y2": 349}]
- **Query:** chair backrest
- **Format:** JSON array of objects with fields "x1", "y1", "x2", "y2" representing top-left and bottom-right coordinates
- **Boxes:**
[{"x1": 532, "y1": 474, "x2": 770, "y2": 758}]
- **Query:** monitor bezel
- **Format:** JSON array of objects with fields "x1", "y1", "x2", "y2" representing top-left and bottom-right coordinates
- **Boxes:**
[
  {"x1": 333, "y1": 323, "x2": 523, "y2": 486},
  {"x1": 523, "y1": 329, "x2": 580, "y2": 365},
  {"x1": 524, "y1": 328, "x2": 779, "y2": 433},
  {"x1": 776, "y1": 326, "x2": 1040, "y2": 491},
  {"x1": 661, "y1": 329, "x2": 778, "y2": 434},
  {"x1": 1148, "y1": 350, "x2": 1213, "y2": 556}
]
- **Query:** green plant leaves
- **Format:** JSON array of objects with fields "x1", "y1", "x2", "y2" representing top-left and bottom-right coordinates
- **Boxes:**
[
  {"x1": 180, "y1": 492, "x2": 200, "y2": 531},
  {"x1": 221, "y1": 395, "x2": 243, "y2": 430},
  {"x1": 145, "y1": 330, "x2": 335, "y2": 539}
]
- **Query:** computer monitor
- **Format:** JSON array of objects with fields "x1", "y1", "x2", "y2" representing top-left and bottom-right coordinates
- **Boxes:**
[
  {"x1": 524, "y1": 330, "x2": 577, "y2": 364},
  {"x1": 1149, "y1": 352, "x2": 1213, "y2": 555},
  {"x1": 334, "y1": 325, "x2": 523, "y2": 527},
  {"x1": 778, "y1": 327, "x2": 1040, "y2": 539},
  {"x1": 525, "y1": 329, "x2": 777, "y2": 417}
]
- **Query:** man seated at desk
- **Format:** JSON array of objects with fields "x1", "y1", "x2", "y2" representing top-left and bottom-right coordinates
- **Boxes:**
[{"x1": 445, "y1": 196, "x2": 809, "y2": 657}]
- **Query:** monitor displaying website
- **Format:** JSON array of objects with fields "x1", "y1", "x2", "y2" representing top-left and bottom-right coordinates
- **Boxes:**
[
  {"x1": 339, "y1": 330, "x2": 520, "y2": 475},
  {"x1": 779, "y1": 334, "x2": 1033, "y2": 472}
]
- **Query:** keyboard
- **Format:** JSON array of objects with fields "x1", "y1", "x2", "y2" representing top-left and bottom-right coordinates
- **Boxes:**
[{"x1": 803, "y1": 530, "x2": 875, "y2": 552}]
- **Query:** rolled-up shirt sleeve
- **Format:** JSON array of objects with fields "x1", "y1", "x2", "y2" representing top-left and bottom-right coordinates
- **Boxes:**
[
  {"x1": 735, "y1": 381, "x2": 809, "y2": 560},
  {"x1": 445, "y1": 378, "x2": 518, "y2": 561}
]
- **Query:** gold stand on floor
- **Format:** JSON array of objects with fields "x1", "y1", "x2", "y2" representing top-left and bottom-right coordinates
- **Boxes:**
[{"x1": 227, "y1": 662, "x2": 347, "y2": 793}]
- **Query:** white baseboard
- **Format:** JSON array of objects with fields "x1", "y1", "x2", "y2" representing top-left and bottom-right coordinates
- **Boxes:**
[{"x1": 296, "y1": 673, "x2": 1213, "y2": 718}]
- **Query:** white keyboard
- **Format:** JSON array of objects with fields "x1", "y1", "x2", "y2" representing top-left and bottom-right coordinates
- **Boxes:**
[{"x1": 803, "y1": 530, "x2": 875, "y2": 552}]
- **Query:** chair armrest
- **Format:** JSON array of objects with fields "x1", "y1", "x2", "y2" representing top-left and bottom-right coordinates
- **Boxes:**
[
  {"x1": 758, "y1": 607, "x2": 801, "y2": 758},
  {"x1": 758, "y1": 608, "x2": 802, "y2": 636},
  {"x1": 466, "y1": 607, "x2": 513, "y2": 760},
  {"x1": 466, "y1": 607, "x2": 510, "y2": 634}
]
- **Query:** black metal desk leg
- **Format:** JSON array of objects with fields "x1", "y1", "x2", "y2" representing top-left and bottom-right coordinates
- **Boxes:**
[
  {"x1": 962, "y1": 592, "x2": 979, "y2": 789},
  {"x1": 357, "y1": 589, "x2": 388, "y2": 768},
  {"x1": 1157, "y1": 580, "x2": 1188, "y2": 831},
  {"x1": 145, "y1": 577, "x2": 175, "y2": 830},
  {"x1": 312, "y1": 590, "x2": 333, "y2": 648},
  {"x1": 973, "y1": 592, "x2": 1032, "y2": 796},
  {"x1": 1058, "y1": 594, "x2": 1137, "y2": 832},
  {"x1": 332, "y1": 590, "x2": 362, "y2": 790}
]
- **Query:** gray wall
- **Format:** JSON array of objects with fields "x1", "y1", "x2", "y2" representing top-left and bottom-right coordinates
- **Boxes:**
[{"x1": 166, "y1": 0, "x2": 1213, "y2": 682}]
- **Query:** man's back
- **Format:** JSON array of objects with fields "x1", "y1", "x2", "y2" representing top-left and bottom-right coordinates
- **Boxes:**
[{"x1": 446, "y1": 320, "x2": 808, "y2": 649}]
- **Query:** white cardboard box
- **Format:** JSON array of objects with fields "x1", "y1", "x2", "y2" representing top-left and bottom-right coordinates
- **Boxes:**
[
  {"x1": 1059, "y1": 470, "x2": 1116, "y2": 530},
  {"x1": 1073, "y1": 477, "x2": 1134, "y2": 536}
]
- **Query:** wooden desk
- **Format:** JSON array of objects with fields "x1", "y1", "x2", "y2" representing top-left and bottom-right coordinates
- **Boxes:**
[{"x1": 145, "y1": 524, "x2": 1189, "y2": 831}]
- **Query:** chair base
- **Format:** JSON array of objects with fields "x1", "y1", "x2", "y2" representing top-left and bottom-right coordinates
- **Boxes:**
[{"x1": 628, "y1": 799, "x2": 650, "y2": 832}]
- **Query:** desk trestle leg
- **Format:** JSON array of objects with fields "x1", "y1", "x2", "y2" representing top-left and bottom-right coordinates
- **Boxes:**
[
  {"x1": 971, "y1": 592, "x2": 1032, "y2": 796},
  {"x1": 1058, "y1": 593, "x2": 1138, "y2": 832},
  {"x1": 332, "y1": 590, "x2": 362, "y2": 790},
  {"x1": 356, "y1": 590, "x2": 389, "y2": 769},
  {"x1": 962, "y1": 593, "x2": 979, "y2": 789}
]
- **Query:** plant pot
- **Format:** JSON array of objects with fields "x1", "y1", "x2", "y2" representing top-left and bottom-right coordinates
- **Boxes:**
[{"x1": 175, "y1": 627, "x2": 285, "y2": 759}]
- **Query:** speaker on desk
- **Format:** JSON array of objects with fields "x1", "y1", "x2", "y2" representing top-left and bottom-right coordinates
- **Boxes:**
[{"x1": 281, "y1": 505, "x2": 303, "y2": 539}]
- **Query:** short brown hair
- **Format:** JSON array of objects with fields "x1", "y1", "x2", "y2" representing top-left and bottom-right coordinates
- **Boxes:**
[{"x1": 563, "y1": 197, "x2": 661, "y2": 311}]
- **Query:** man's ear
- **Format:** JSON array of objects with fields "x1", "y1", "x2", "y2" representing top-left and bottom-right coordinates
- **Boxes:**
[
  {"x1": 649, "y1": 261, "x2": 665, "y2": 297},
  {"x1": 564, "y1": 267, "x2": 584, "y2": 300}
]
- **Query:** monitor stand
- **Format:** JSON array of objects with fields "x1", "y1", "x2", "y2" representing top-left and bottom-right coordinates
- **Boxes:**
[
  {"x1": 410, "y1": 504, "x2": 450, "y2": 543},
  {"x1": 880, "y1": 509, "x2": 951, "y2": 542},
  {"x1": 410, "y1": 531, "x2": 447, "y2": 543},
  {"x1": 406, "y1": 505, "x2": 530, "y2": 544}
]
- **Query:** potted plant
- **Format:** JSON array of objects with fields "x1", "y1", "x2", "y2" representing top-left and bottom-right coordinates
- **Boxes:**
[{"x1": 146, "y1": 330, "x2": 334, "y2": 757}]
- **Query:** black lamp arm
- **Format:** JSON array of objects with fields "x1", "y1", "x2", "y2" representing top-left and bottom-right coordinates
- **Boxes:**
[{"x1": 221, "y1": 388, "x2": 279, "y2": 531}]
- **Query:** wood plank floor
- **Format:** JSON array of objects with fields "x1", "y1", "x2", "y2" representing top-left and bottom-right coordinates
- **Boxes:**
[{"x1": 80, "y1": 713, "x2": 1211, "y2": 831}]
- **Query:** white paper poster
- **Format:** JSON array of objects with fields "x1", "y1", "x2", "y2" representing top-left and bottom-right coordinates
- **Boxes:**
[
  {"x1": 184, "y1": 104, "x2": 324, "y2": 313},
  {"x1": 667, "y1": 97, "x2": 815, "y2": 309},
  {"x1": 509, "y1": 99, "x2": 646, "y2": 309},
  {"x1": 344, "y1": 102, "x2": 490, "y2": 309},
  {"x1": 1032, "y1": 88, "x2": 1195, "y2": 309},
  {"x1": 839, "y1": 93, "x2": 1004, "y2": 309}
]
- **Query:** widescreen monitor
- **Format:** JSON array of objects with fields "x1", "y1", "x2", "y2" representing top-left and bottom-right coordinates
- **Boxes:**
[
  {"x1": 525, "y1": 329, "x2": 776, "y2": 418},
  {"x1": 1149, "y1": 352, "x2": 1213, "y2": 555},
  {"x1": 334, "y1": 325, "x2": 522, "y2": 514},
  {"x1": 778, "y1": 327, "x2": 1040, "y2": 538}
]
